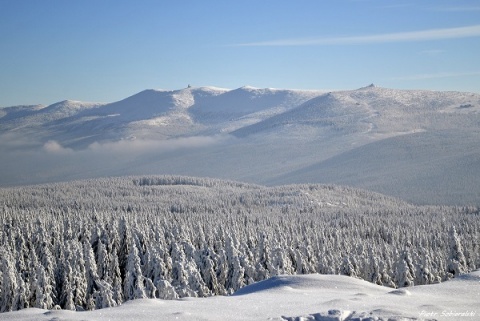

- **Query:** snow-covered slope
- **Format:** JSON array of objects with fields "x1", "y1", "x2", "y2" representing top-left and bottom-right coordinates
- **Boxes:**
[
  {"x1": 0, "y1": 85, "x2": 479, "y2": 205},
  {"x1": 0, "y1": 101, "x2": 102, "y2": 131},
  {"x1": 233, "y1": 85, "x2": 480, "y2": 139},
  {"x1": 0, "y1": 86, "x2": 321, "y2": 147},
  {"x1": 190, "y1": 86, "x2": 323, "y2": 132},
  {"x1": 269, "y1": 129, "x2": 480, "y2": 205},
  {"x1": 1, "y1": 271, "x2": 478, "y2": 321},
  {"x1": 0, "y1": 104, "x2": 44, "y2": 122}
]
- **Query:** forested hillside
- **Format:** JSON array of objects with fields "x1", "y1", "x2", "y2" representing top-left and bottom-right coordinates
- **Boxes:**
[{"x1": 0, "y1": 176, "x2": 478, "y2": 312}]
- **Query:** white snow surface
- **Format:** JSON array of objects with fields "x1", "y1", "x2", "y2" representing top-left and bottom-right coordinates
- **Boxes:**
[{"x1": 1, "y1": 271, "x2": 478, "y2": 321}]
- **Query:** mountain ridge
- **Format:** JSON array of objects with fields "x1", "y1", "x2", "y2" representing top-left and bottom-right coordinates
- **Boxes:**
[
  {"x1": 3, "y1": 84, "x2": 478, "y2": 146},
  {"x1": 0, "y1": 85, "x2": 479, "y2": 205}
]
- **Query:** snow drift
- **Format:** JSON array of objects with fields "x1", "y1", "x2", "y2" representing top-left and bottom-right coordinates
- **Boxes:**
[{"x1": 1, "y1": 272, "x2": 478, "y2": 321}]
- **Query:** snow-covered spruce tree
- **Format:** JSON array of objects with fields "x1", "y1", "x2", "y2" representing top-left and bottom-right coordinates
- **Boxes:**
[
  {"x1": 394, "y1": 248, "x2": 415, "y2": 288},
  {"x1": 101, "y1": 222, "x2": 123, "y2": 305},
  {"x1": 94, "y1": 232, "x2": 109, "y2": 281},
  {"x1": 123, "y1": 239, "x2": 146, "y2": 300},
  {"x1": 117, "y1": 216, "x2": 131, "y2": 285},
  {"x1": 270, "y1": 247, "x2": 293, "y2": 276},
  {"x1": 211, "y1": 244, "x2": 228, "y2": 295},
  {"x1": 182, "y1": 241, "x2": 210, "y2": 297},
  {"x1": 34, "y1": 264, "x2": 55, "y2": 310},
  {"x1": 365, "y1": 246, "x2": 382, "y2": 285},
  {"x1": 84, "y1": 242, "x2": 100, "y2": 310},
  {"x1": 197, "y1": 247, "x2": 222, "y2": 295},
  {"x1": 59, "y1": 261, "x2": 75, "y2": 310},
  {"x1": 143, "y1": 247, "x2": 163, "y2": 297},
  {"x1": 0, "y1": 248, "x2": 17, "y2": 312},
  {"x1": 70, "y1": 240, "x2": 88, "y2": 310},
  {"x1": 447, "y1": 226, "x2": 467, "y2": 278},
  {"x1": 255, "y1": 232, "x2": 270, "y2": 280},
  {"x1": 11, "y1": 226, "x2": 29, "y2": 287},
  {"x1": 239, "y1": 235, "x2": 257, "y2": 286},
  {"x1": 33, "y1": 224, "x2": 57, "y2": 305},
  {"x1": 156, "y1": 279, "x2": 178, "y2": 299},
  {"x1": 417, "y1": 253, "x2": 438, "y2": 285},
  {"x1": 170, "y1": 235, "x2": 209, "y2": 298},
  {"x1": 12, "y1": 272, "x2": 29, "y2": 311},
  {"x1": 108, "y1": 250, "x2": 124, "y2": 304},
  {"x1": 94, "y1": 280, "x2": 117, "y2": 309},
  {"x1": 26, "y1": 248, "x2": 40, "y2": 309},
  {"x1": 340, "y1": 256, "x2": 359, "y2": 278},
  {"x1": 225, "y1": 234, "x2": 245, "y2": 292}
]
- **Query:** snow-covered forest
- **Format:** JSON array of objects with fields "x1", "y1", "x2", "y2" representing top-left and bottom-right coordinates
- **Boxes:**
[{"x1": 0, "y1": 175, "x2": 478, "y2": 312}]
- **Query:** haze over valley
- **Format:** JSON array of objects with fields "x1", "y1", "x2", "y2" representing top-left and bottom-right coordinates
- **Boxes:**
[{"x1": 1, "y1": 85, "x2": 479, "y2": 205}]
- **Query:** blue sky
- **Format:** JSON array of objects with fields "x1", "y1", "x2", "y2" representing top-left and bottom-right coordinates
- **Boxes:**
[{"x1": 1, "y1": 0, "x2": 479, "y2": 107}]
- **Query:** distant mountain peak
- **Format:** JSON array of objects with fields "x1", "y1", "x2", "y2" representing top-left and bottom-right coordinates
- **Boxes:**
[
  {"x1": 358, "y1": 83, "x2": 377, "y2": 90},
  {"x1": 42, "y1": 99, "x2": 102, "y2": 112},
  {"x1": 185, "y1": 86, "x2": 230, "y2": 94},
  {"x1": 235, "y1": 85, "x2": 258, "y2": 92}
]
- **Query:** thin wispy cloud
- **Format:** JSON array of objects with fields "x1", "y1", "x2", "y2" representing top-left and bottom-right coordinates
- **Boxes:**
[
  {"x1": 234, "y1": 25, "x2": 480, "y2": 47},
  {"x1": 434, "y1": 6, "x2": 480, "y2": 12},
  {"x1": 392, "y1": 71, "x2": 480, "y2": 81}
]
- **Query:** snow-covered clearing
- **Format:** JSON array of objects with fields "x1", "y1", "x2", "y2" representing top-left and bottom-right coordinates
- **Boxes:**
[{"x1": 1, "y1": 272, "x2": 478, "y2": 321}]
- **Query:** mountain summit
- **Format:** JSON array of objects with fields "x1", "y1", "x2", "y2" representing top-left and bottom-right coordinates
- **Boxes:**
[{"x1": 0, "y1": 86, "x2": 479, "y2": 205}]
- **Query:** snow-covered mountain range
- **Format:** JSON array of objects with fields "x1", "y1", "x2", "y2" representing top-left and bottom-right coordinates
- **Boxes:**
[{"x1": 1, "y1": 85, "x2": 479, "y2": 205}]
